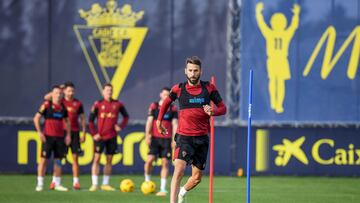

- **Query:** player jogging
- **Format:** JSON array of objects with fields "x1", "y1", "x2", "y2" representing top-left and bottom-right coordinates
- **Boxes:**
[{"x1": 156, "y1": 56, "x2": 227, "y2": 203}]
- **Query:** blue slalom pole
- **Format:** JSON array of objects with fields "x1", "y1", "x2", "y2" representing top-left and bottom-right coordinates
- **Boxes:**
[{"x1": 246, "y1": 70, "x2": 253, "y2": 203}]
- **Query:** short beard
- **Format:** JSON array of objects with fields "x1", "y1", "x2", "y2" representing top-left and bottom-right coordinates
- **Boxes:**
[{"x1": 186, "y1": 75, "x2": 200, "y2": 85}]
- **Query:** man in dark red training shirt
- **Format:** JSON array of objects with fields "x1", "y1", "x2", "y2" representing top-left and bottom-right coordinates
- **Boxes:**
[
  {"x1": 88, "y1": 83, "x2": 129, "y2": 191},
  {"x1": 59, "y1": 82, "x2": 86, "y2": 190},
  {"x1": 156, "y1": 56, "x2": 227, "y2": 203},
  {"x1": 34, "y1": 85, "x2": 71, "y2": 192}
]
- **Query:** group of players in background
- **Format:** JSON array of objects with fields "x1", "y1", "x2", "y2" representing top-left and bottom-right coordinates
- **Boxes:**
[{"x1": 33, "y1": 56, "x2": 227, "y2": 203}]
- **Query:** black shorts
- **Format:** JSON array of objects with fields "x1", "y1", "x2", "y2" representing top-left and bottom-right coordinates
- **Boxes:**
[
  {"x1": 148, "y1": 137, "x2": 172, "y2": 159},
  {"x1": 174, "y1": 134, "x2": 209, "y2": 170},
  {"x1": 94, "y1": 136, "x2": 118, "y2": 155},
  {"x1": 41, "y1": 136, "x2": 67, "y2": 159},
  {"x1": 68, "y1": 131, "x2": 82, "y2": 155}
]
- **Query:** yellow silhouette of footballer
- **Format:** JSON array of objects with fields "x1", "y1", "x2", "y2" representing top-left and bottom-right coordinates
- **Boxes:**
[{"x1": 256, "y1": 2, "x2": 300, "y2": 113}]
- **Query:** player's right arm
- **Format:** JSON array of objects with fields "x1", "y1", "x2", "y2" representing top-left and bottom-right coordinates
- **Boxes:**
[
  {"x1": 156, "y1": 84, "x2": 179, "y2": 134},
  {"x1": 255, "y1": 2, "x2": 271, "y2": 37},
  {"x1": 34, "y1": 102, "x2": 47, "y2": 143},
  {"x1": 145, "y1": 103, "x2": 156, "y2": 145},
  {"x1": 88, "y1": 101, "x2": 101, "y2": 141},
  {"x1": 145, "y1": 117, "x2": 153, "y2": 145},
  {"x1": 43, "y1": 92, "x2": 52, "y2": 101}
]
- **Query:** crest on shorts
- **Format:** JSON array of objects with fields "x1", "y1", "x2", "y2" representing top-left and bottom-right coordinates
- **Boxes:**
[
  {"x1": 182, "y1": 151, "x2": 187, "y2": 157},
  {"x1": 74, "y1": 0, "x2": 148, "y2": 99}
]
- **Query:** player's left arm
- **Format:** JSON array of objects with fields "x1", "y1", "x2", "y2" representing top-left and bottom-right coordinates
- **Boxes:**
[
  {"x1": 205, "y1": 84, "x2": 227, "y2": 116},
  {"x1": 116, "y1": 103, "x2": 129, "y2": 132}
]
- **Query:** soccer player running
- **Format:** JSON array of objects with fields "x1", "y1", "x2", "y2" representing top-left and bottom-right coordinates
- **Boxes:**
[
  {"x1": 45, "y1": 82, "x2": 86, "y2": 190},
  {"x1": 144, "y1": 87, "x2": 178, "y2": 196},
  {"x1": 34, "y1": 85, "x2": 71, "y2": 191},
  {"x1": 88, "y1": 83, "x2": 129, "y2": 191},
  {"x1": 156, "y1": 56, "x2": 227, "y2": 203}
]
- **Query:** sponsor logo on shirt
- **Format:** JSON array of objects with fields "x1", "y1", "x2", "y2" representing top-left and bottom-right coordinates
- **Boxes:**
[{"x1": 189, "y1": 97, "x2": 205, "y2": 104}]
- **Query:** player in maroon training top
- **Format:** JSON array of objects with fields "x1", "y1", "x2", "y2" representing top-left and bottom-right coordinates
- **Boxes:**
[
  {"x1": 44, "y1": 82, "x2": 86, "y2": 190},
  {"x1": 144, "y1": 87, "x2": 178, "y2": 196},
  {"x1": 34, "y1": 85, "x2": 71, "y2": 192},
  {"x1": 61, "y1": 82, "x2": 86, "y2": 190},
  {"x1": 88, "y1": 83, "x2": 129, "y2": 191},
  {"x1": 156, "y1": 56, "x2": 227, "y2": 203}
]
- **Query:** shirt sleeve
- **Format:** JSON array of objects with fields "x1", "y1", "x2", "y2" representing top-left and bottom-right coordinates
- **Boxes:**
[
  {"x1": 62, "y1": 105, "x2": 68, "y2": 118},
  {"x1": 88, "y1": 101, "x2": 99, "y2": 136},
  {"x1": 38, "y1": 101, "x2": 49, "y2": 115},
  {"x1": 213, "y1": 101, "x2": 227, "y2": 116},
  {"x1": 118, "y1": 103, "x2": 129, "y2": 129},
  {"x1": 171, "y1": 105, "x2": 178, "y2": 119},
  {"x1": 208, "y1": 83, "x2": 223, "y2": 105},
  {"x1": 169, "y1": 84, "x2": 181, "y2": 101},
  {"x1": 157, "y1": 97, "x2": 173, "y2": 121},
  {"x1": 207, "y1": 83, "x2": 227, "y2": 116},
  {"x1": 78, "y1": 102, "x2": 84, "y2": 114},
  {"x1": 147, "y1": 103, "x2": 157, "y2": 117}
]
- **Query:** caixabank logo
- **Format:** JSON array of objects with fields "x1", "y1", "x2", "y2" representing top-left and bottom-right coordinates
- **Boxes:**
[
  {"x1": 255, "y1": 129, "x2": 360, "y2": 173},
  {"x1": 74, "y1": 0, "x2": 148, "y2": 98}
]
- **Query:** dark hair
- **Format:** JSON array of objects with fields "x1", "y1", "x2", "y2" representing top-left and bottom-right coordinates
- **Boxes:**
[
  {"x1": 161, "y1": 87, "x2": 171, "y2": 92},
  {"x1": 51, "y1": 85, "x2": 61, "y2": 91},
  {"x1": 186, "y1": 56, "x2": 202, "y2": 68},
  {"x1": 64, "y1": 81, "x2": 75, "y2": 88},
  {"x1": 103, "y1": 83, "x2": 113, "y2": 89}
]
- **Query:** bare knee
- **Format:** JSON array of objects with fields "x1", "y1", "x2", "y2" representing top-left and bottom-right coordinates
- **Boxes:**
[
  {"x1": 92, "y1": 154, "x2": 101, "y2": 165},
  {"x1": 145, "y1": 158, "x2": 154, "y2": 166},
  {"x1": 106, "y1": 156, "x2": 112, "y2": 165}
]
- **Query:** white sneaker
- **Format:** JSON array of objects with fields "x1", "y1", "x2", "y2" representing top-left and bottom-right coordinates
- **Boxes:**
[
  {"x1": 156, "y1": 189, "x2": 168, "y2": 196},
  {"x1": 54, "y1": 185, "x2": 68, "y2": 191},
  {"x1": 35, "y1": 185, "x2": 43, "y2": 192},
  {"x1": 178, "y1": 194, "x2": 186, "y2": 203}
]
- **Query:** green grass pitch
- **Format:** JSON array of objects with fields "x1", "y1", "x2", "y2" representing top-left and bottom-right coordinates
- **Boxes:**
[{"x1": 0, "y1": 175, "x2": 359, "y2": 203}]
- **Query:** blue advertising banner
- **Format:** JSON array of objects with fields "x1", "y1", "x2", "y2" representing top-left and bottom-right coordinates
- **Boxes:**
[
  {"x1": 3, "y1": 124, "x2": 236, "y2": 175},
  {"x1": 1, "y1": 123, "x2": 360, "y2": 176},
  {"x1": 252, "y1": 127, "x2": 360, "y2": 176},
  {"x1": 240, "y1": 0, "x2": 360, "y2": 123}
]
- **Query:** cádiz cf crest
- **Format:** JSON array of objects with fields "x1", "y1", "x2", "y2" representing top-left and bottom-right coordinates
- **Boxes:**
[{"x1": 74, "y1": 0, "x2": 148, "y2": 98}]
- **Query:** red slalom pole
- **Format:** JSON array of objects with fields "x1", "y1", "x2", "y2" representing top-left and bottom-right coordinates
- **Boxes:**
[{"x1": 209, "y1": 76, "x2": 215, "y2": 203}]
